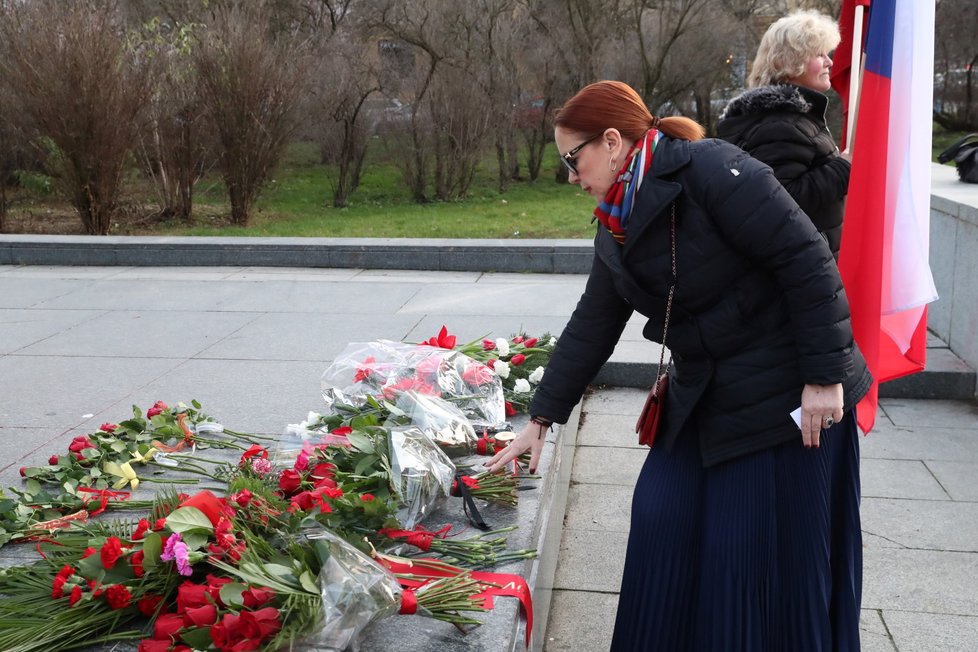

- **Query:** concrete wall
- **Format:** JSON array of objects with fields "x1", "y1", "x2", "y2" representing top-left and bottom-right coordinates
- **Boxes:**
[{"x1": 930, "y1": 163, "x2": 978, "y2": 377}]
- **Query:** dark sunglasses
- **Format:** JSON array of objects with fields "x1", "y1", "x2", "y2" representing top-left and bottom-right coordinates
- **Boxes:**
[{"x1": 560, "y1": 133, "x2": 601, "y2": 175}]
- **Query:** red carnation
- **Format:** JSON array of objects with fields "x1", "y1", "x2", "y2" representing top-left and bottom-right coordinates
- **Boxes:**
[
  {"x1": 132, "y1": 518, "x2": 150, "y2": 540},
  {"x1": 100, "y1": 536, "x2": 124, "y2": 570},
  {"x1": 52, "y1": 575, "x2": 67, "y2": 599},
  {"x1": 361, "y1": 493, "x2": 376, "y2": 502},
  {"x1": 68, "y1": 585, "x2": 83, "y2": 607},
  {"x1": 105, "y1": 584, "x2": 133, "y2": 610},
  {"x1": 131, "y1": 550, "x2": 145, "y2": 577}
]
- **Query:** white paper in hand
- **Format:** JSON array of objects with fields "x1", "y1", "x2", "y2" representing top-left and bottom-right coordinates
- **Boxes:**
[{"x1": 790, "y1": 406, "x2": 802, "y2": 430}]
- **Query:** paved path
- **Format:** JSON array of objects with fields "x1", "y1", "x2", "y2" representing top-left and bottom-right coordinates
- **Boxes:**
[
  {"x1": 544, "y1": 388, "x2": 978, "y2": 652},
  {"x1": 2, "y1": 264, "x2": 976, "y2": 651}
]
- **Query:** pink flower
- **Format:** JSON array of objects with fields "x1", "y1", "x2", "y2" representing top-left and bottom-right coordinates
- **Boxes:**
[
  {"x1": 463, "y1": 363, "x2": 493, "y2": 386},
  {"x1": 160, "y1": 532, "x2": 182, "y2": 562},
  {"x1": 251, "y1": 458, "x2": 272, "y2": 476}
]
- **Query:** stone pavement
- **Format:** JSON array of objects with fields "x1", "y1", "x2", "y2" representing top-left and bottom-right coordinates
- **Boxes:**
[
  {"x1": 543, "y1": 388, "x2": 978, "y2": 652},
  {"x1": 1, "y1": 263, "x2": 976, "y2": 651}
]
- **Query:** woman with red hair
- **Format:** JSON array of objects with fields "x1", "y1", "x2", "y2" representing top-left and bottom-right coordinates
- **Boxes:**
[{"x1": 489, "y1": 80, "x2": 870, "y2": 650}]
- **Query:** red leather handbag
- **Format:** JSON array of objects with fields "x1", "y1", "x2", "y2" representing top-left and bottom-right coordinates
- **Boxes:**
[
  {"x1": 634, "y1": 204, "x2": 676, "y2": 448},
  {"x1": 636, "y1": 373, "x2": 669, "y2": 447}
]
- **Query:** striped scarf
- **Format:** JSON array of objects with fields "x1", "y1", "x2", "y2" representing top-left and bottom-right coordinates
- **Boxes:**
[{"x1": 593, "y1": 129, "x2": 660, "y2": 244}]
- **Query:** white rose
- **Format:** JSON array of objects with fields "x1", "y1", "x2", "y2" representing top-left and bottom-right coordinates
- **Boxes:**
[
  {"x1": 495, "y1": 338, "x2": 510, "y2": 356},
  {"x1": 494, "y1": 360, "x2": 511, "y2": 379},
  {"x1": 528, "y1": 366, "x2": 545, "y2": 384},
  {"x1": 514, "y1": 378, "x2": 531, "y2": 393},
  {"x1": 306, "y1": 411, "x2": 322, "y2": 425}
]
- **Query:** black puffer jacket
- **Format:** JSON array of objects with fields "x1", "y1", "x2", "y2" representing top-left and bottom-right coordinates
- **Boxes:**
[
  {"x1": 529, "y1": 136, "x2": 872, "y2": 467},
  {"x1": 717, "y1": 84, "x2": 850, "y2": 258}
]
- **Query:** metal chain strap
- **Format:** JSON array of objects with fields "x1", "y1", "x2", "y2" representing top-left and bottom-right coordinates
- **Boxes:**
[{"x1": 652, "y1": 202, "x2": 677, "y2": 394}]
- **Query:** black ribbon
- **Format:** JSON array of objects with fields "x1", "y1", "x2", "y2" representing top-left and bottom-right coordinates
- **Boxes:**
[{"x1": 451, "y1": 471, "x2": 490, "y2": 531}]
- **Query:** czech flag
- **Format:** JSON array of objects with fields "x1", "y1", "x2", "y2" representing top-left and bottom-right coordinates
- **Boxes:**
[{"x1": 832, "y1": 0, "x2": 938, "y2": 434}]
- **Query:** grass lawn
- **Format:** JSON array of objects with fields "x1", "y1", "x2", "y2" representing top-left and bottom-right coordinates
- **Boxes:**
[{"x1": 3, "y1": 129, "x2": 968, "y2": 238}]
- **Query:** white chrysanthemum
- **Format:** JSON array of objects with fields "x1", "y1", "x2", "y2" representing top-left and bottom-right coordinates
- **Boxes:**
[
  {"x1": 495, "y1": 338, "x2": 510, "y2": 356},
  {"x1": 514, "y1": 378, "x2": 532, "y2": 393},
  {"x1": 306, "y1": 411, "x2": 322, "y2": 425},
  {"x1": 494, "y1": 360, "x2": 511, "y2": 379},
  {"x1": 548, "y1": 337, "x2": 557, "y2": 347},
  {"x1": 528, "y1": 366, "x2": 545, "y2": 384}
]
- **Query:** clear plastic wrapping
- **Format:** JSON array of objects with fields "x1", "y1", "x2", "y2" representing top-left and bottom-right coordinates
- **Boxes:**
[{"x1": 388, "y1": 426, "x2": 455, "y2": 528}]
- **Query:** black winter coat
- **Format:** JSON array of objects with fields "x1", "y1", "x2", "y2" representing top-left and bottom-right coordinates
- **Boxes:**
[
  {"x1": 717, "y1": 84, "x2": 850, "y2": 258},
  {"x1": 529, "y1": 136, "x2": 872, "y2": 467}
]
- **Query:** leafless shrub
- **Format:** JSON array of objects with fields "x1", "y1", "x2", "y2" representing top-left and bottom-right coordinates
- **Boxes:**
[
  {"x1": 0, "y1": 0, "x2": 154, "y2": 235},
  {"x1": 193, "y1": 5, "x2": 309, "y2": 225}
]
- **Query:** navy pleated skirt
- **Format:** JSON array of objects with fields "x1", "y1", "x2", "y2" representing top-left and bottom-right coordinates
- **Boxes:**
[{"x1": 610, "y1": 412, "x2": 861, "y2": 652}]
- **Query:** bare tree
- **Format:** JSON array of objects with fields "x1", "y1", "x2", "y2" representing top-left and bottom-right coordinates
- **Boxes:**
[
  {"x1": 934, "y1": 0, "x2": 978, "y2": 130},
  {"x1": 0, "y1": 0, "x2": 154, "y2": 235},
  {"x1": 135, "y1": 19, "x2": 213, "y2": 222},
  {"x1": 193, "y1": 5, "x2": 309, "y2": 225}
]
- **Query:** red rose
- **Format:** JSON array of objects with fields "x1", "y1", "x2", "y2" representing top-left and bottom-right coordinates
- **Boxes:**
[
  {"x1": 313, "y1": 476, "x2": 337, "y2": 490},
  {"x1": 311, "y1": 462, "x2": 336, "y2": 479},
  {"x1": 68, "y1": 585, "x2": 83, "y2": 607},
  {"x1": 278, "y1": 469, "x2": 302, "y2": 495},
  {"x1": 68, "y1": 436, "x2": 96, "y2": 461},
  {"x1": 232, "y1": 489, "x2": 253, "y2": 507},
  {"x1": 146, "y1": 401, "x2": 168, "y2": 418},
  {"x1": 320, "y1": 486, "x2": 343, "y2": 499},
  {"x1": 48, "y1": 455, "x2": 59, "y2": 465},
  {"x1": 176, "y1": 581, "x2": 209, "y2": 613},
  {"x1": 505, "y1": 401, "x2": 517, "y2": 417},
  {"x1": 99, "y1": 422, "x2": 118, "y2": 433},
  {"x1": 205, "y1": 574, "x2": 232, "y2": 606},
  {"x1": 18, "y1": 466, "x2": 26, "y2": 477},
  {"x1": 510, "y1": 353, "x2": 526, "y2": 366},
  {"x1": 242, "y1": 586, "x2": 276, "y2": 609},
  {"x1": 100, "y1": 537, "x2": 124, "y2": 570},
  {"x1": 153, "y1": 612, "x2": 185, "y2": 640},
  {"x1": 138, "y1": 640, "x2": 173, "y2": 652},
  {"x1": 463, "y1": 363, "x2": 493, "y2": 386},
  {"x1": 290, "y1": 491, "x2": 315, "y2": 512},
  {"x1": 210, "y1": 613, "x2": 244, "y2": 648},
  {"x1": 524, "y1": 337, "x2": 538, "y2": 348},
  {"x1": 239, "y1": 607, "x2": 282, "y2": 640},
  {"x1": 130, "y1": 550, "x2": 145, "y2": 577},
  {"x1": 482, "y1": 339, "x2": 496, "y2": 350},
  {"x1": 361, "y1": 493, "x2": 376, "y2": 502},
  {"x1": 105, "y1": 584, "x2": 133, "y2": 610},
  {"x1": 183, "y1": 603, "x2": 218, "y2": 628},
  {"x1": 137, "y1": 595, "x2": 163, "y2": 617}
]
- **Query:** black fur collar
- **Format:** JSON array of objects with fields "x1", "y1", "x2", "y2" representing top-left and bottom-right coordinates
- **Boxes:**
[{"x1": 720, "y1": 84, "x2": 815, "y2": 120}]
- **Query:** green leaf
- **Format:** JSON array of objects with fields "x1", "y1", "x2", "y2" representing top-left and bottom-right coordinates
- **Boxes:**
[
  {"x1": 299, "y1": 570, "x2": 319, "y2": 594},
  {"x1": 165, "y1": 506, "x2": 214, "y2": 535},
  {"x1": 25, "y1": 480, "x2": 41, "y2": 495},
  {"x1": 142, "y1": 533, "x2": 162, "y2": 568},
  {"x1": 78, "y1": 552, "x2": 105, "y2": 580},
  {"x1": 182, "y1": 531, "x2": 209, "y2": 550},
  {"x1": 192, "y1": 399, "x2": 202, "y2": 409},
  {"x1": 109, "y1": 441, "x2": 127, "y2": 453},
  {"x1": 179, "y1": 627, "x2": 213, "y2": 649},
  {"x1": 346, "y1": 431, "x2": 374, "y2": 454},
  {"x1": 354, "y1": 454, "x2": 379, "y2": 476},
  {"x1": 219, "y1": 582, "x2": 246, "y2": 608}
]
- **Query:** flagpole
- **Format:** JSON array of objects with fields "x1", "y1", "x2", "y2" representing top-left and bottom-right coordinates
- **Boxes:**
[{"x1": 845, "y1": 4, "x2": 866, "y2": 152}]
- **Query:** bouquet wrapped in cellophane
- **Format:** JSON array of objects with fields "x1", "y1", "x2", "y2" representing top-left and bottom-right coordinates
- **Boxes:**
[{"x1": 320, "y1": 340, "x2": 506, "y2": 429}]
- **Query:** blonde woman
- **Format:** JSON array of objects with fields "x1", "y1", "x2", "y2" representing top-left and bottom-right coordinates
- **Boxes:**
[{"x1": 718, "y1": 10, "x2": 850, "y2": 259}]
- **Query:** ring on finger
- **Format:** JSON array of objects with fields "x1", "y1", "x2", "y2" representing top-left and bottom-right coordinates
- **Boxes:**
[{"x1": 822, "y1": 416, "x2": 835, "y2": 428}]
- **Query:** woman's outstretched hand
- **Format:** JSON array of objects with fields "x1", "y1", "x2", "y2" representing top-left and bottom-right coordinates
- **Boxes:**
[
  {"x1": 800, "y1": 383, "x2": 843, "y2": 448},
  {"x1": 486, "y1": 420, "x2": 550, "y2": 474}
]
